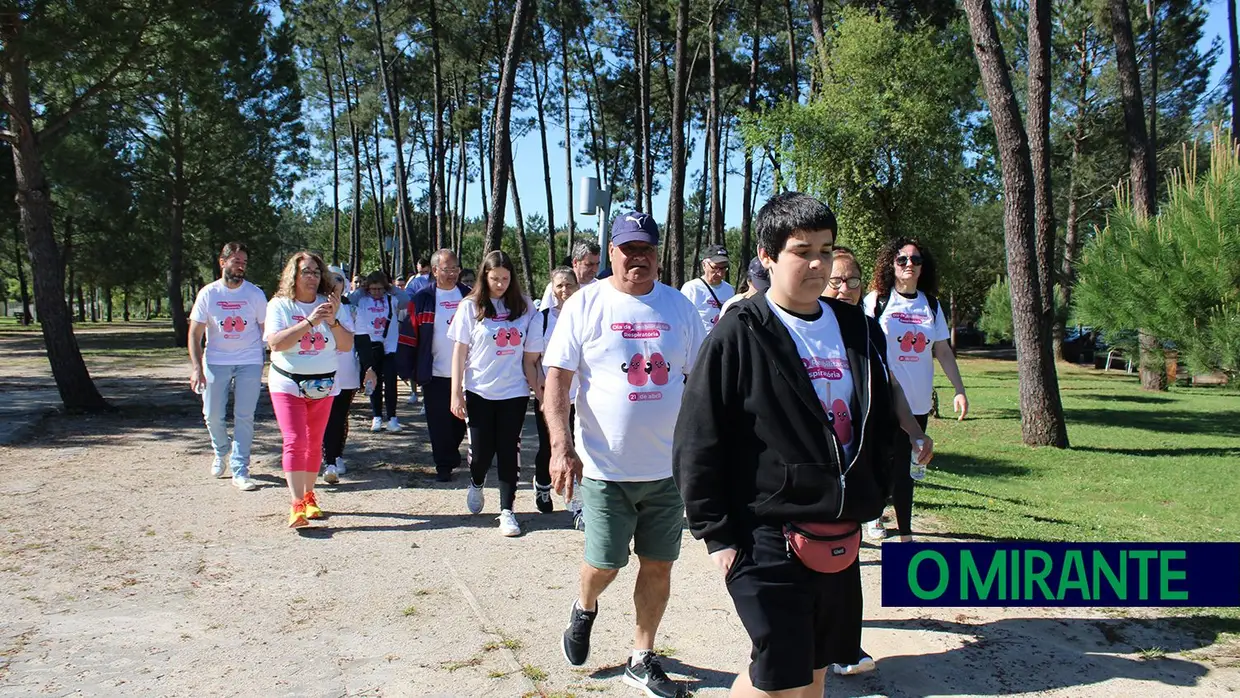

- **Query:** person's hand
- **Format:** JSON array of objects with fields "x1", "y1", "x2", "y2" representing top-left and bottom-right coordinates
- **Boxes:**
[
  {"x1": 450, "y1": 392, "x2": 467, "y2": 420},
  {"x1": 912, "y1": 433, "x2": 934, "y2": 465},
  {"x1": 534, "y1": 381, "x2": 545, "y2": 406},
  {"x1": 550, "y1": 444, "x2": 584, "y2": 500},
  {"x1": 308, "y1": 301, "x2": 334, "y2": 325},
  {"x1": 710, "y1": 547, "x2": 739, "y2": 577},
  {"x1": 953, "y1": 392, "x2": 969, "y2": 421},
  {"x1": 190, "y1": 366, "x2": 206, "y2": 393}
]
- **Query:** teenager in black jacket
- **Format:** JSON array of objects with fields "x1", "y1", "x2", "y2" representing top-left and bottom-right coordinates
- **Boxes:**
[{"x1": 673, "y1": 193, "x2": 933, "y2": 697}]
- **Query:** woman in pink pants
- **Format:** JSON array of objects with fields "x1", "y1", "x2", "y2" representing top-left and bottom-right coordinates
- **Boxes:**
[{"x1": 264, "y1": 251, "x2": 353, "y2": 528}]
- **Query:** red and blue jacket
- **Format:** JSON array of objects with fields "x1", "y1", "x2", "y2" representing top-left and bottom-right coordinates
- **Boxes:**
[{"x1": 395, "y1": 282, "x2": 471, "y2": 385}]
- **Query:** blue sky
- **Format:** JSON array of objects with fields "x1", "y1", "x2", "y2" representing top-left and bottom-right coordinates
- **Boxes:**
[{"x1": 293, "y1": 2, "x2": 1236, "y2": 235}]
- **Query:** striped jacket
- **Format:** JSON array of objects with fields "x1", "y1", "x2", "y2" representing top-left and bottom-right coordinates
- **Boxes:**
[{"x1": 395, "y1": 282, "x2": 471, "y2": 384}]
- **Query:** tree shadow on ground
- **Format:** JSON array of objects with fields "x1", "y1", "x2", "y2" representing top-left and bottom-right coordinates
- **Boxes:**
[
  {"x1": 588, "y1": 657, "x2": 737, "y2": 692},
  {"x1": 1080, "y1": 393, "x2": 1176, "y2": 405},
  {"x1": 1063, "y1": 407, "x2": 1240, "y2": 437},
  {"x1": 293, "y1": 509, "x2": 580, "y2": 538},
  {"x1": 1073, "y1": 445, "x2": 1240, "y2": 459},
  {"x1": 928, "y1": 452, "x2": 1031, "y2": 479},
  {"x1": 840, "y1": 615, "x2": 1232, "y2": 698}
]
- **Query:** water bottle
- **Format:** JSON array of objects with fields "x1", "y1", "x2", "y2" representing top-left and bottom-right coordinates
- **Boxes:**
[
  {"x1": 910, "y1": 439, "x2": 927, "y2": 481},
  {"x1": 364, "y1": 375, "x2": 376, "y2": 397},
  {"x1": 194, "y1": 382, "x2": 206, "y2": 396}
]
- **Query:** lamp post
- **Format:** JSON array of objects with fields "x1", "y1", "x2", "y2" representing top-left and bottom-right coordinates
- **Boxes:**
[{"x1": 577, "y1": 176, "x2": 612, "y2": 274}]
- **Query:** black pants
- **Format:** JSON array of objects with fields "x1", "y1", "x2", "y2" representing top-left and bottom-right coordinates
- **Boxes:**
[
  {"x1": 322, "y1": 388, "x2": 357, "y2": 464},
  {"x1": 892, "y1": 412, "x2": 929, "y2": 536},
  {"x1": 424, "y1": 377, "x2": 467, "y2": 474},
  {"x1": 368, "y1": 343, "x2": 398, "y2": 419},
  {"x1": 465, "y1": 391, "x2": 529, "y2": 511},
  {"x1": 533, "y1": 399, "x2": 575, "y2": 488}
]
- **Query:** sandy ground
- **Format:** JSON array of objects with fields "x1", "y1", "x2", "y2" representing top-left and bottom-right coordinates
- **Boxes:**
[{"x1": 0, "y1": 327, "x2": 1237, "y2": 697}]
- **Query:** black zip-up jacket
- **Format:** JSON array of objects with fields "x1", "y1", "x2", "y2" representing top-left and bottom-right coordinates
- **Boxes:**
[{"x1": 672, "y1": 293, "x2": 898, "y2": 553}]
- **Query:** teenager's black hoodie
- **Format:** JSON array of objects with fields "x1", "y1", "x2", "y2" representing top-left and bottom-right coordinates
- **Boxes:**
[{"x1": 672, "y1": 292, "x2": 898, "y2": 553}]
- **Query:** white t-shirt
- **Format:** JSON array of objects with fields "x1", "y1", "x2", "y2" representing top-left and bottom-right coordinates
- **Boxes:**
[
  {"x1": 863, "y1": 290, "x2": 949, "y2": 415},
  {"x1": 680, "y1": 277, "x2": 735, "y2": 333},
  {"x1": 335, "y1": 302, "x2": 361, "y2": 390},
  {"x1": 719, "y1": 291, "x2": 749, "y2": 317},
  {"x1": 543, "y1": 280, "x2": 706, "y2": 482},
  {"x1": 447, "y1": 297, "x2": 537, "y2": 400},
  {"x1": 524, "y1": 306, "x2": 580, "y2": 401},
  {"x1": 263, "y1": 296, "x2": 349, "y2": 397},
  {"x1": 540, "y1": 277, "x2": 596, "y2": 311},
  {"x1": 768, "y1": 297, "x2": 857, "y2": 460},
  {"x1": 356, "y1": 294, "x2": 399, "y2": 354},
  {"x1": 431, "y1": 287, "x2": 464, "y2": 379},
  {"x1": 189, "y1": 280, "x2": 268, "y2": 366}
]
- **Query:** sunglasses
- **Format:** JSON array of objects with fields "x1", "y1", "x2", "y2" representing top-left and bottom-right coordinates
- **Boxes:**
[
  {"x1": 827, "y1": 276, "x2": 862, "y2": 290},
  {"x1": 895, "y1": 255, "x2": 923, "y2": 267}
]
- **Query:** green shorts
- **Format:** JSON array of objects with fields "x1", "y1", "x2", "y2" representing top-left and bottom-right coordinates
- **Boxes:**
[{"x1": 580, "y1": 476, "x2": 684, "y2": 569}]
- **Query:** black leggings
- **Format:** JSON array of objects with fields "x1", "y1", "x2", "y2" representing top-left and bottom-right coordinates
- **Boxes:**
[
  {"x1": 322, "y1": 388, "x2": 357, "y2": 464},
  {"x1": 892, "y1": 413, "x2": 929, "y2": 536},
  {"x1": 533, "y1": 399, "x2": 575, "y2": 489},
  {"x1": 368, "y1": 343, "x2": 398, "y2": 419},
  {"x1": 466, "y1": 391, "x2": 529, "y2": 511}
]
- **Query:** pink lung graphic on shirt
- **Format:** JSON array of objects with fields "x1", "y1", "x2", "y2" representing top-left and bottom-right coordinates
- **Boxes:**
[
  {"x1": 898, "y1": 331, "x2": 916, "y2": 352},
  {"x1": 647, "y1": 352, "x2": 671, "y2": 385},
  {"x1": 506, "y1": 327, "x2": 522, "y2": 346},
  {"x1": 493, "y1": 327, "x2": 511, "y2": 347},
  {"x1": 299, "y1": 332, "x2": 327, "y2": 352},
  {"x1": 911, "y1": 331, "x2": 928, "y2": 353},
  {"x1": 831, "y1": 399, "x2": 853, "y2": 444},
  {"x1": 622, "y1": 353, "x2": 648, "y2": 386},
  {"x1": 372, "y1": 316, "x2": 388, "y2": 332}
]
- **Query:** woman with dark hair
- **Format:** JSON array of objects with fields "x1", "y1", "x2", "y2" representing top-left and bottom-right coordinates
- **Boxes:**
[
  {"x1": 264, "y1": 252, "x2": 353, "y2": 528},
  {"x1": 863, "y1": 237, "x2": 969, "y2": 543},
  {"x1": 448, "y1": 251, "x2": 541, "y2": 537}
]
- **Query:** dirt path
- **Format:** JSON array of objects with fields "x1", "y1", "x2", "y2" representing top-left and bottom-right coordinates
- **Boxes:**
[{"x1": 0, "y1": 328, "x2": 1236, "y2": 697}]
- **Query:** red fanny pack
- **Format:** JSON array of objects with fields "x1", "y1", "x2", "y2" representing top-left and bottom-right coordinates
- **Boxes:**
[{"x1": 782, "y1": 521, "x2": 861, "y2": 574}]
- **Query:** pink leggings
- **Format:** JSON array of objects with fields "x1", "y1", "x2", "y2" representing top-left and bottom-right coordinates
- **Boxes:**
[{"x1": 270, "y1": 391, "x2": 334, "y2": 473}]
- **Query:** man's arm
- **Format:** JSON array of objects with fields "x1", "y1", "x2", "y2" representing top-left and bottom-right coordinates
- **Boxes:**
[
  {"x1": 188, "y1": 321, "x2": 207, "y2": 391},
  {"x1": 544, "y1": 367, "x2": 582, "y2": 499}
]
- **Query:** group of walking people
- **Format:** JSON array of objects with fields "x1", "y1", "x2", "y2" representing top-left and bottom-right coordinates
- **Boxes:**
[{"x1": 187, "y1": 190, "x2": 970, "y2": 697}]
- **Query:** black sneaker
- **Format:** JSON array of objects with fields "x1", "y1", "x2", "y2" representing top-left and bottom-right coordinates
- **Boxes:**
[
  {"x1": 623, "y1": 653, "x2": 686, "y2": 698},
  {"x1": 535, "y1": 483, "x2": 554, "y2": 513},
  {"x1": 435, "y1": 470, "x2": 452, "y2": 483},
  {"x1": 561, "y1": 601, "x2": 598, "y2": 666}
]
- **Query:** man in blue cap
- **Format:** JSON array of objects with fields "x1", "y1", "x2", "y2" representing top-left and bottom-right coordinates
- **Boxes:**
[{"x1": 542, "y1": 211, "x2": 705, "y2": 698}]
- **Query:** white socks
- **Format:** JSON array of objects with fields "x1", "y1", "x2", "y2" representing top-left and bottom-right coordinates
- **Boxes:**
[{"x1": 631, "y1": 648, "x2": 653, "y2": 667}]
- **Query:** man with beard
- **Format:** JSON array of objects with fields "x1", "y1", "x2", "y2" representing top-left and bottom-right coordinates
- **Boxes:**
[
  {"x1": 544, "y1": 212, "x2": 704, "y2": 698},
  {"x1": 188, "y1": 242, "x2": 269, "y2": 491}
]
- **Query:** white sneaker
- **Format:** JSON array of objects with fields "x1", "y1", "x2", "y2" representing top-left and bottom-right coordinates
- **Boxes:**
[
  {"x1": 466, "y1": 483, "x2": 485, "y2": 514},
  {"x1": 407, "y1": 392, "x2": 418, "y2": 405},
  {"x1": 334, "y1": 457, "x2": 347, "y2": 476},
  {"x1": 498, "y1": 509, "x2": 521, "y2": 537},
  {"x1": 210, "y1": 457, "x2": 227, "y2": 478},
  {"x1": 324, "y1": 464, "x2": 339, "y2": 484},
  {"x1": 831, "y1": 654, "x2": 876, "y2": 675},
  {"x1": 232, "y1": 475, "x2": 258, "y2": 492},
  {"x1": 385, "y1": 417, "x2": 402, "y2": 433},
  {"x1": 865, "y1": 519, "x2": 885, "y2": 541},
  {"x1": 419, "y1": 403, "x2": 426, "y2": 416},
  {"x1": 370, "y1": 417, "x2": 383, "y2": 432}
]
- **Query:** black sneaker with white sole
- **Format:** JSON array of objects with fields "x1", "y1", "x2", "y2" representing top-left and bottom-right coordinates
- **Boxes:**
[
  {"x1": 535, "y1": 483, "x2": 554, "y2": 513},
  {"x1": 561, "y1": 601, "x2": 597, "y2": 666},
  {"x1": 623, "y1": 653, "x2": 686, "y2": 698}
]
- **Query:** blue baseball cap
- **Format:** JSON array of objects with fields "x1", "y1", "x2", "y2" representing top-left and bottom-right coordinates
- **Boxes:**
[
  {"x1": 747, "y1": 257, "x2": 770, "y2": 292},
  {"x1": 610, "y1": 211, "x2": 660, "y2": 246}
]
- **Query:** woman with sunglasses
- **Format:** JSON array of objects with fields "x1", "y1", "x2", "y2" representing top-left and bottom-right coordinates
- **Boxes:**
[
  {"x1": 264, "y1": 252, "x2": 353, "y2": 528},
  {"x1": 863, "y1": 239, "x2": 968, "y2": 543}
]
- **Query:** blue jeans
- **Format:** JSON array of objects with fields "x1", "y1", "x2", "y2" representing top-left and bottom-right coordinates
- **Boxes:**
[{"x1": 202, "y1": 363, "x2": 264, "y2": 477}]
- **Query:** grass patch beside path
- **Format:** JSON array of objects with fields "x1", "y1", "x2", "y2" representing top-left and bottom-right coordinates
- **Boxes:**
[{"x1": 920, "y1": 357, "x2": 1240, "y2": 624}]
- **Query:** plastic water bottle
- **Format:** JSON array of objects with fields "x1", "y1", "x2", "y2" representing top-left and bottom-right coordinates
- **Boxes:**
[
  {"x1": 194, "y1": 383, "x2": 206, "y2": 396},
  {"x1": 910, "y1": 439, "x2": 927, "y2": 481},
  {"x1": 364, "y1": 375, "x2": 376, "y2": 396}
]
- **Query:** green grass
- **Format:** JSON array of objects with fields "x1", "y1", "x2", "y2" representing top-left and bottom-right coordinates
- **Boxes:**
[{"x1": 921, "y1": 357, "x2": 1240, "y2": 623}]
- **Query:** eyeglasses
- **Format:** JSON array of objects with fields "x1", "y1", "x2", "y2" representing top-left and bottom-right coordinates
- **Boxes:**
[
  {"x1": 827, "y1": 276, "x2": 862, "y2": 290},
  {"x1": 437, "y1": 266, "x2": 460, "y2": 273},
  {"x1": 299, "y1": 269, "x2": 322, "y2": 277},
  {"x1": 895, "y1": 255, "x2": 923, "y2": 267}
]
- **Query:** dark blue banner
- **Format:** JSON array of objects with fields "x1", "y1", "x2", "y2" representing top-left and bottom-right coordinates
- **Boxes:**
[{"x1": 880, "y1": 542, "x2": 1240, "y2": 607}]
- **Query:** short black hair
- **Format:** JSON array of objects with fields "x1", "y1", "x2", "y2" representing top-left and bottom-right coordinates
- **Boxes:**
[
  {"x1": 418, "y1": 257, "x2": 431, "y2": 267},
  {"x1": 219, "y1": 241, "x2": 248, "y2": 259},
  {"x1": 754, "y1": 192, "x2": 837, "y2": 260}
]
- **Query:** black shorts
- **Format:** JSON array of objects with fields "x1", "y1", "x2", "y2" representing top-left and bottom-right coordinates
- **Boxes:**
[{"x1": 725, "y1": 525, "x2": 863, "y2": 692}]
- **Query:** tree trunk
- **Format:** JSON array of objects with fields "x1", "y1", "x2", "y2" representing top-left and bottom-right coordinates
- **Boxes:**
[
  {"x1": 477, "y1": 79, "x2": 490, "y2": 234},
  {"x1": 337, "y1": 37, "x2": 364, "y2": 275},
  {"x1": 1057, "y1": 30, "x2": 1091, "y2": 362},
  {"x1": 641, "y1": 0, "x2": 654, "y2": 216},
  {"x1": 322, "y1": 52, "x2": 341, "y2": 265},
  {"x1": 167, "y1": 95, "x2": 189, "y2": 347},
  {"x1": 531, "y1": 38, "x2": 557, "y2": 273},
  {"x1": 1147, "y1": 0, "x2": 1158, "y2": 189},
  {"x1": 123, "y1": 287, "x2": 130, "y2": 322},
  {"x1": 708, "y1": 9, "x2": 724, "y2": 247},
  {"x1": 429, "y1": 0, "x2": 447, "y2": 249},
  {"x1": 741, "y1": 0, "x2": 762, "y2": 278},
  {"x1": 962, "y1": 0, "x2": 1068, "y2": 448},
  {"x1": 784, "y1": 0, "x2": 799, "y2": 103},
  {"x1": 668, "y1": 0, "x2": 691, "y2": 289},
  {"x1": 1109, "y1": 0, "x2": 1164, "y2": 390},
  {"x1": 509, "y1": 164, "x2": 535, "y2": 296},
  {"x1": 76, "y1": 283, "x2": 85, "y2": 323},
  {"x1": 12, "y1": 224, "x2": 31, "y2": 325},
  {"x1": 1026, "y1": 0, "x2": 1056, "y2": 348},
  {"x1": 362, "y1": 125, "x2": 388, "y2": 275},
  {"x1": 560, "y1": 17, "x2": 576, "y2": 252},
  {"x1": 483, "y1": 0, "x2": 534, "y2": 255},
  {"x1": 694, "y1": 153, "x2": 708, "y2": 269},
  {"x1": 1230, "y1": 0, "x2": 1239, "y2": 140},
  {"x1": 371, "y1": 0, "x2": 415, "y2": 268},
  {"x1": 807, "y1": 0, "x2": 828, "y2": 81}
]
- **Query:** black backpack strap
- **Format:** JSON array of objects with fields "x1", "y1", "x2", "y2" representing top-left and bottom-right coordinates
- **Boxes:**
[
  {"x1": 542, "y1": 307, "x2": 550, "y2": 334},
  {"x1": 874, "y1": 291, "x2": 890, "y2": 318}
]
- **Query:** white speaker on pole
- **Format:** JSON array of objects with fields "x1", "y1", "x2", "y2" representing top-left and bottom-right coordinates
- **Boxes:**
[{"x1": 578, "y1": 176, "x2": 599, "y2": 215}]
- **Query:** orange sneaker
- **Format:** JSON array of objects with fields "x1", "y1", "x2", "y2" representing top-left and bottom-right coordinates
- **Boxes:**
[
  {"x1": 288, "y1": 501, "x2": 309, "y2": 528},
  {"x1": 303, "y1": 491, "x2": 323, "y2": 519}
]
